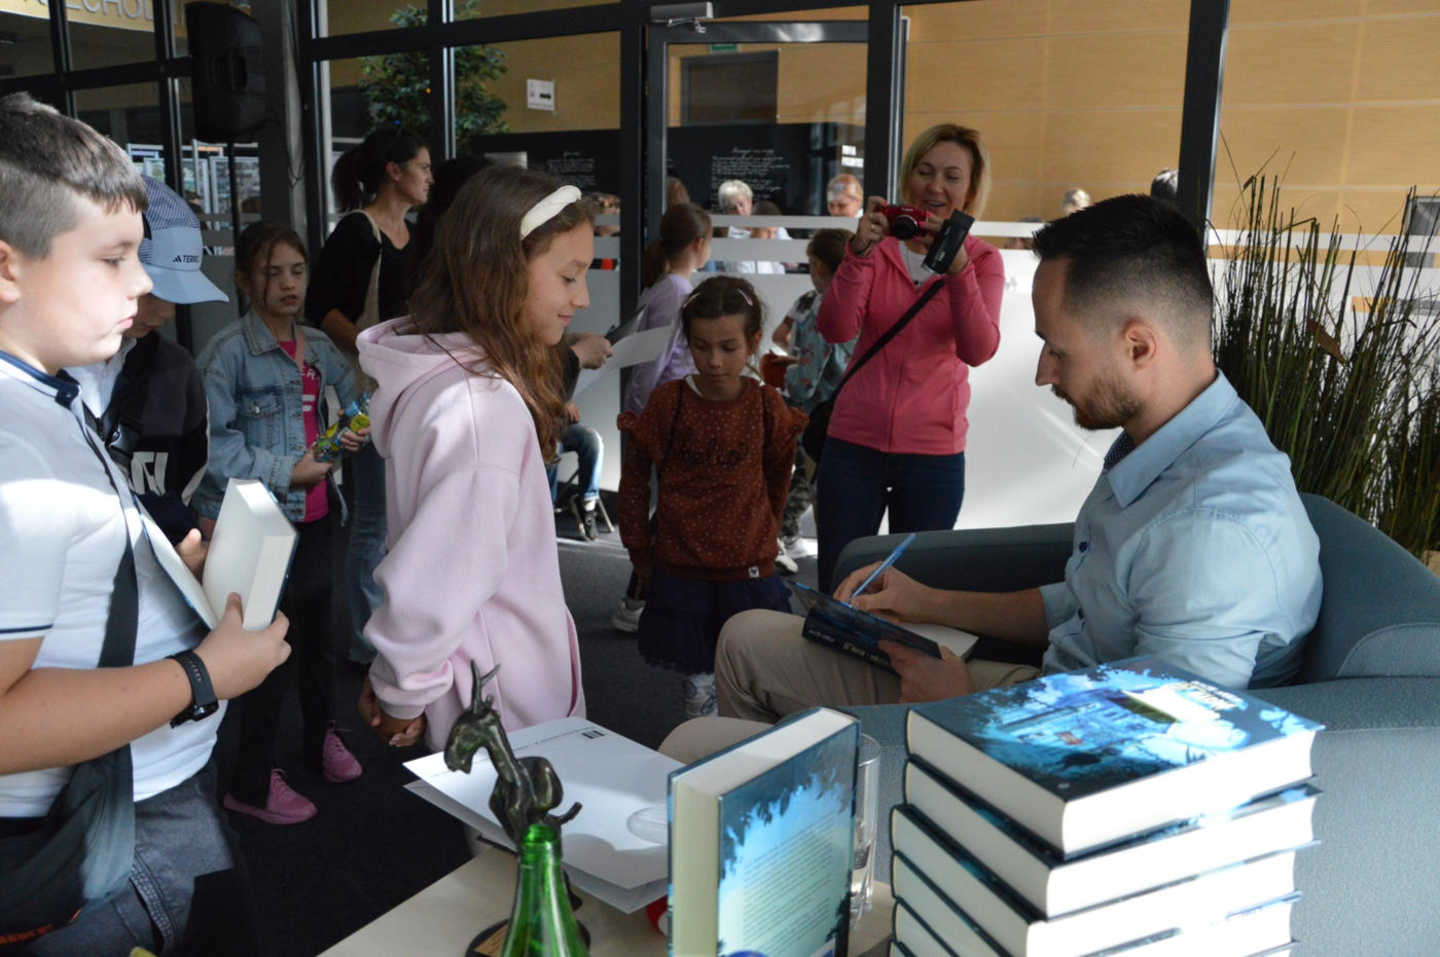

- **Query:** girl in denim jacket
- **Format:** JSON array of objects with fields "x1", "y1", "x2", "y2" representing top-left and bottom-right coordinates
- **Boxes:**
[{"x1": 195, "y1": 222, "x2": 367, "y2": 825}]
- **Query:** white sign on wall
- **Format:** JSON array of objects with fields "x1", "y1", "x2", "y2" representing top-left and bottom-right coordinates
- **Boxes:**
[{"x1": 527, "y1": 78, "x2": 556, "y2": 112}]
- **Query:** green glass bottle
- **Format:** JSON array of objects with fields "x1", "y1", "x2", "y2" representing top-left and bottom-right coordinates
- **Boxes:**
[{"x1": 499, "y1": 823, "x2": 588, "y2": 957}]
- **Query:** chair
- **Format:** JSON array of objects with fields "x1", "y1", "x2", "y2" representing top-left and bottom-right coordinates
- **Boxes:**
[
  {"x1": 834, "y1": 494, "x2": 1440, "y2": 953},
  {"x1": 553, "y1": 448, "x2": 614, "y2": 535}
]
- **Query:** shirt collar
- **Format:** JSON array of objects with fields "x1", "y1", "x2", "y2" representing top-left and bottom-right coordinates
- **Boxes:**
[
  {"x1": 1105, "y1": 371, "x2": 1236, "y2": 508},
  {"x1": 241, "y1": 310, "x2": 296, "y2": 355},
  {"x1": 0, "y1": 349, "x2": 79, "y2": 408}
]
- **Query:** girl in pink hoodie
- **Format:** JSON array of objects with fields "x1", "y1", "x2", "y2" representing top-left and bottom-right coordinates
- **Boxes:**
[{"x1": 355, "y1": 167, "x2": 595, "y2": 750}]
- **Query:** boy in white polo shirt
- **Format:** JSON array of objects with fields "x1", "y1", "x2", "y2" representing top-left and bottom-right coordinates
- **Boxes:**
[{"x1": 0, "y1": 93, "x2": 290, "y2": 953}]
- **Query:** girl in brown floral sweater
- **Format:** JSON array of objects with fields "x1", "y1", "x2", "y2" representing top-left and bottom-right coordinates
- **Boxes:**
[{"x1": 617, "y1": 277, "x2": 807, "y2": 716}]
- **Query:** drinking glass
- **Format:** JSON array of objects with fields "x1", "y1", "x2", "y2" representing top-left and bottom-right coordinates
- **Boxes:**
[{"x1": 851, "y1": 733, "x2": 881, "y2": 923}]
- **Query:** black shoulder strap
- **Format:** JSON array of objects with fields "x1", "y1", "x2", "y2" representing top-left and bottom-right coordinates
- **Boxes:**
[{"x1": 833, "y1": 276, "x2": 944, "y2": 400}]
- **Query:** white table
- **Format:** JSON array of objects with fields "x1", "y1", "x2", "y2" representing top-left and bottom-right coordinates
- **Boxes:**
[{"x1": 323, "y1": 845, "x2": 895, "y2": 956}]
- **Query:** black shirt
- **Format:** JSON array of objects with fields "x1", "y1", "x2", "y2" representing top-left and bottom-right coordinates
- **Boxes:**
[{"x1": 305, "y1": 211, "x2": 415, "y2": 329}]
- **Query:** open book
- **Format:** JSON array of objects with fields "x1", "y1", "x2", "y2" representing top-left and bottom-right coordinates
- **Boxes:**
[
  {"x1": 787, "y1": 580, "x2": 978, "y2": 673},
  {"x1": 145, "y1": 478, "x2": 298, "y2": 630}
]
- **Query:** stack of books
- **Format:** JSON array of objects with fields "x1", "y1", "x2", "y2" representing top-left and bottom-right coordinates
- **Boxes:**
[{"x1": 886, "y1": 657, "x2": 1322, "y2": 956}]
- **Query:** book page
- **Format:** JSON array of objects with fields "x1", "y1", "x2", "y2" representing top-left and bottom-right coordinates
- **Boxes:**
[
  {"x1": 405, "y1": 717, "x2": 679, "y2": 890},
  {"x1": 139, "y1": 510, "x2": 216, "y2": 628}
]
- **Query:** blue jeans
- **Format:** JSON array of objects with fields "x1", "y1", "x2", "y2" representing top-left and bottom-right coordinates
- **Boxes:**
[
  {"x1": 345, "y1": 443, "x2": 387, "y2": 663},
  {"x1": 548, "y1": 423, "x2": 603, "y2": 505},
  {"x1": 814, "y1": 437, "x2": 966, "y2": 592},
  {"x1": 23, "y1": 761, "x2": 257, "y2": 956}
]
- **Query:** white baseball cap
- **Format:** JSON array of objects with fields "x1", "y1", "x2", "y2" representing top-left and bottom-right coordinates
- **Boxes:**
[{"x1": 138, "y1": 175, "x2": 228, "y2": 305}]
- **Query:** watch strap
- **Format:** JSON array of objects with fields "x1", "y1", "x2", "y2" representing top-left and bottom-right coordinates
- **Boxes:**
[{"x1": 168, "y1": 649, "x2": 218, "y2": 726}]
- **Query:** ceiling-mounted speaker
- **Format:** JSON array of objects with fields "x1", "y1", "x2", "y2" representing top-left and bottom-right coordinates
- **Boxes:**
[{"x1": 185, "y1": 2, "x2": 266, "y2": 142}]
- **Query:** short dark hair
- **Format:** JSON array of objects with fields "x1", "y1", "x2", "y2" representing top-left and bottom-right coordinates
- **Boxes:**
[
  {"x1": 0, "y1": 92, "x2": 147, "y2": 257},
  {"x1": 1150, "y1": 168, "x2": 1179, "y2": 204},
  {"x1": 1032, "y1": 194, "x2": 1213, "y2": 350}
]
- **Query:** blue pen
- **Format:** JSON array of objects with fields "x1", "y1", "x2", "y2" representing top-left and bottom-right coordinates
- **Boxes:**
[{"x1": 848, "y1": 532, "x2": 917, "y2": 604}]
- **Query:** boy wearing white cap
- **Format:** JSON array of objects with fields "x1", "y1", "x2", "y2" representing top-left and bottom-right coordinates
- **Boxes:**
[{"x1": 67, "y1": 175, "x2": 227, "y2": 541}]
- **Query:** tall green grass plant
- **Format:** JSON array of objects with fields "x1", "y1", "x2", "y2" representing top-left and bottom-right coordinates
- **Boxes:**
[{"x1": 1213, "y1": 179, "x2": 1440, "y2": 556}]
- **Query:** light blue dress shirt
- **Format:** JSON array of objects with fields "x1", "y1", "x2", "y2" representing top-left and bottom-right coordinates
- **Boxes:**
[{"x1": 1040, "y1": 372, "x2": 1322, "y2": 689}]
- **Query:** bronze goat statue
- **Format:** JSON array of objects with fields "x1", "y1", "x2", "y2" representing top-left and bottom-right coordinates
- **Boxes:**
[{"x1": 444, "y1": 662, "x2": 581, "y2": 846}]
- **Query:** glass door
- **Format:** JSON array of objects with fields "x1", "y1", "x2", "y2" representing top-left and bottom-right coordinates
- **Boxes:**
[{"x1": 646, "y1": 13, "x2": 871, "y2": 344}]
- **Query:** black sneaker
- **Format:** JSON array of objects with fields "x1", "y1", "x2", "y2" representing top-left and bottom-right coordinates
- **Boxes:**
[{"x1": 570, "y1": 497, "x2": 598, "y2": 541}]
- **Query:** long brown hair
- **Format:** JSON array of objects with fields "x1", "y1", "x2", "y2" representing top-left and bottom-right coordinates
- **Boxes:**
[{"x1": 409, "y1": 165, "x2": 597, "y2": 458}]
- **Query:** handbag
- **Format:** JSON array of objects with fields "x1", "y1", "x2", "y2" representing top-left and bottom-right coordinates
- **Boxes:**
[
  {"x1": 0, "y1": 431, "x2": 139, "y2": 942},
  {"x1": 802, "y1": 278, "x2": 944, "y2": 463}
]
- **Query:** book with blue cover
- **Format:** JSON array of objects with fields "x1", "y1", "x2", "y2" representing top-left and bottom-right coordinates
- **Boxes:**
[
  {"x1": 668, "y1": 708, "x2": 858, "y2": 957},
  {"x1": 890, "y1": 805, "x2": 1302, "y2": 957},
  {"x1": 906, "y1": 656, "x2": 1322, "y2": 855},
  {"x1": 904, "y1": 756, "x2": 1319, "y2": 917},
  {"x1": 787, "y1": 580, "x2": 977, "y2": 673}
]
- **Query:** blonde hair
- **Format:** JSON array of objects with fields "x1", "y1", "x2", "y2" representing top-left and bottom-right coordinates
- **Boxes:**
[{"x1": 899, "y1": 123, "x2": 991, "y2": 219}]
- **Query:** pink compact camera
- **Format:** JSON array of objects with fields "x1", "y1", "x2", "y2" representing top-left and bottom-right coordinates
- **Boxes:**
[{"x1": 879, "y1": 204, "x2": 932, "y2": 240}]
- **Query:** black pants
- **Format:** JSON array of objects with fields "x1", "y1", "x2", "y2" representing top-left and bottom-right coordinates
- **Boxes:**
[{"x1": 228, "y1": 512, "x2": 339, "y2": 804}]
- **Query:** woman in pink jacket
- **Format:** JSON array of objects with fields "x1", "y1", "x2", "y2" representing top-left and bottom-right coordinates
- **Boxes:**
[
  {"x1": 814, "y1": 124, "x2": 1004, "y2": 590},
  {"x1": 354, "y1": 166, "x2": 592, "y2": 749}
]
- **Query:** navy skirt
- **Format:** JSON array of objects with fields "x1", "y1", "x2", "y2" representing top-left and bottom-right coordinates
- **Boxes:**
[{"x1": 637, "y1": 567, "x2": 792, "y2": 675}]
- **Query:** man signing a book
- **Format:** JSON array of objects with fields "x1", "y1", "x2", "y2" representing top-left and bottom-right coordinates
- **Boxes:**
[{"x1": 676, "y1": 194, "x2": 1322, "y2": 747}]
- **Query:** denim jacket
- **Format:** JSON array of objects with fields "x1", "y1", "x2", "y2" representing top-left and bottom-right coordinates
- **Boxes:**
[{"x1": 194, "y1": 311, "x2": 361, "y2": 522}]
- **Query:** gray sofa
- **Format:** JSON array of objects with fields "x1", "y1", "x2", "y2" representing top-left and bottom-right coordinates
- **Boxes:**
[{"x1": 837, "y1": 494, "x2": 1440, "y2": 954}]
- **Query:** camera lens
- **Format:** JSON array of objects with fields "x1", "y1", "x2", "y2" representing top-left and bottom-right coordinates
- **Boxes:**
[{"x1": 891, "y1": 217, "x2": 917, "y2": 240}]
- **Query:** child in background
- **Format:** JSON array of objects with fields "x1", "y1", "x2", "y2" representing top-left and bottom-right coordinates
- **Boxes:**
[
  {"x1": 617, "y1": 276, "x2": 807, "y2": 717},
  {"x1": 612, "y1": 202, "x2": 714, "y2": 631},
  {"x1": 355, "y1": 166, "x2": 590, "y2": 750},
  {"x1": 775, "y1": 228, "x2": 857, "y2": 560},
  {"x1": 196, "y1": 222, "x2": 367, "y2": 825}
]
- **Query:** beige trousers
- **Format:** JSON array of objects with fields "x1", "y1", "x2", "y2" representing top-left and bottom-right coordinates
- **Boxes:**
[{"x1": 660, "y1": 609, "x2": 1040, "y2": 764}]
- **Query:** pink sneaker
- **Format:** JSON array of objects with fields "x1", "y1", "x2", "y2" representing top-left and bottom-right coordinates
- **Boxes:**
[
  {"x1": 321, "y1": 727, "x2": 363, "y2": 784},
  {"x1": 223, "y1": 770, "x2": 317, "y2": 825}
]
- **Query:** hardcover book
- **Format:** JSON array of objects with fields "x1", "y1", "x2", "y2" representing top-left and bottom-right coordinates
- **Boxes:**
[
  {"x1": 788, "y1": 580, "x2": 977, "y2": 673},
  {"x1": 906, "y1": 656, "x2": 1322, "y2": 855},
  {"x1": 669, "y1": 708, "x2": 859, "y2": 957},
  {"x1": 144, "y1": 477, "x2": 297, "y2": 630},
  {"x1": 904, "y1": 758, "x2": 1318, "y2": 917},
  {"x1": 890, "y1": 805, "x2": 1301, "y2": 957}
]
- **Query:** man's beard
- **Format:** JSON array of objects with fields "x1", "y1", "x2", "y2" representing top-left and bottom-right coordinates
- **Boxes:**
[{"x1": 1053, "y1": 373, "x2": 1140, "y2": 431}]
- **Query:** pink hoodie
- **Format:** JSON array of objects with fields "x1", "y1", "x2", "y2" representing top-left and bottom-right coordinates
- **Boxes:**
[
  {"x1": 816, "y1": 234, "x2": 1003, "y2": 455},
  {"x1": 358, "y1": 319, "x2": 585, "y2": 749}
]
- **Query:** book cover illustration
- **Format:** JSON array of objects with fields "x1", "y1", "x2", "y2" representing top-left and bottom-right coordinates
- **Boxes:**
[
  {"x1": 913, "y1": 657, "x2": 1322, "y2": 802},
  {"x1": 715, "y1": 724, "x2": 857, "y2": 957}
]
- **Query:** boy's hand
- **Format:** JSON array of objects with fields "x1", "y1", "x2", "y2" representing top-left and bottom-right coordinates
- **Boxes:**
[
  {"x1": 291, "y1": 449, "x2": 333, "y2": 488},
  {"x1": 194, "y1": 593, "x2": 291, "y2": 699},
  {"x1": 176, "y1": 528, "x2": 208, "y2": 578},
  {"x1": 359, "y1": 678, "x2": 427, "y2": 747},
  {"x1": 881, "y1": 642, "x2": 973, "y2": 703},
  {"x1": 339, "y1": 425, "x2": 369, "y2": 452}
]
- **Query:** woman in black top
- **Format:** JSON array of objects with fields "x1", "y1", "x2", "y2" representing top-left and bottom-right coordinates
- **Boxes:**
[{"x1": 306, "y1": 129, "x2": 432, "y2": 665}]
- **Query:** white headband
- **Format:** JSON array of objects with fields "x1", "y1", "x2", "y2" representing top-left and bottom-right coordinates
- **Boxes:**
[{"x1": 519, "y1": 185, "x2": 582, "y2": 239}]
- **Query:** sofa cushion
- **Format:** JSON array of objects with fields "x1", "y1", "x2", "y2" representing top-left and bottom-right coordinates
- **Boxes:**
[{"x1": 1298, "y1": 494, "x2": 1440, "y2": 681}]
